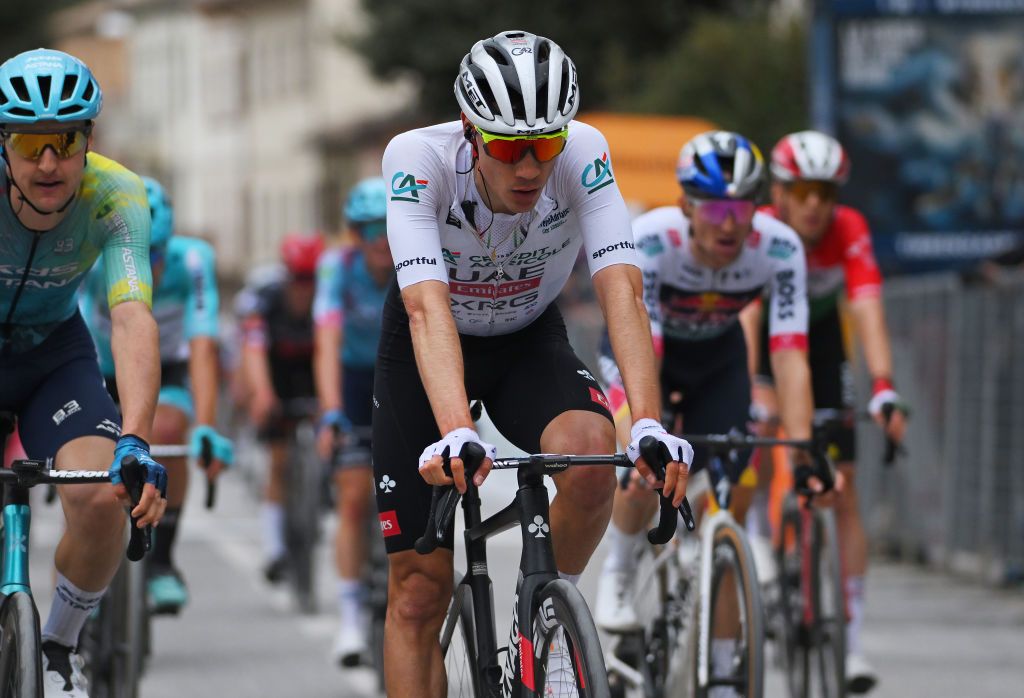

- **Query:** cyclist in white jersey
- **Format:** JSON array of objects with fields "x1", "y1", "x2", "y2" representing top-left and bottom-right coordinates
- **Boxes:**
[
  {"x1": 375, "y1": 30, "x2": 692, "y2": 697},
  {"x1": 592, "y1": 132, "x2": 818, "y2": 696}
]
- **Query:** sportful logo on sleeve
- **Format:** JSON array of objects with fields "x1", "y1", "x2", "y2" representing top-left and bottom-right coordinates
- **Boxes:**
[
  {"x1": 390, "y1": 172, "x2": 429, "y2": 203},
  {"x1": 581, "y1": 153, "x2": 615, "y2": 194}
]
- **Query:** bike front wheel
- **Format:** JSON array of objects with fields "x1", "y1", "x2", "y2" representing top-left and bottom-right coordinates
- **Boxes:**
[
  {"x1": 775, "y1": 497, "x2": 846, "y2": 698},
  {"x1": 285, "y1": 422, "x2": 321, "y2": 614},
  {"x1": 694, "y1": 519, "x2": 765, "y2": 698},
  {"x1": 0, "y1": 591, "x2": 43, "y2": 698},
  {"x1": 810, "y1": 509, "x2": 846, "y2": 698},
  {"x1": 530, "y1": 579, "x2": 610, "y2": 698},
  {"x1": 440, "y1": 581, "x2": 481, "y2": 698}
]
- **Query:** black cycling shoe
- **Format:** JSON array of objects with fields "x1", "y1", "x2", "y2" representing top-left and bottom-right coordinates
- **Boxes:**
[{"x1": 263, "y1": 556, "x2": 288, "y2": 584}]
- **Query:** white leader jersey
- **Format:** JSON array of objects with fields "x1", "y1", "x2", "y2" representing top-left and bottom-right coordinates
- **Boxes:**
[{"x1": 382, "y1": 120, "x2": 638, "y2": 336}]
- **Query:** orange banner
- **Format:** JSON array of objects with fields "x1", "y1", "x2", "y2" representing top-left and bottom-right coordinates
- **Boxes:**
[{"x1": 578, "y1": 113, "x2": 716, "y2": 211}]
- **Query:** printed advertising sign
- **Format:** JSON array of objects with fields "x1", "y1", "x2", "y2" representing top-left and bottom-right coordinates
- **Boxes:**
[{"x1": 826, "y1": 1, "x2": 1024, "y2": 272}]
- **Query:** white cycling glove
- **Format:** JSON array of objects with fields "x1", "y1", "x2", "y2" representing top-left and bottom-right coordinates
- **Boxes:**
[
  {"x1": 418, "y1": 427, "x2": 497, "y2": 472},
  {"x1": 867, "y1": 377, "x2": 902, "y2": 419},
  {"x1": 626, "y1": 418, "x2": 694, "y2": 472}
]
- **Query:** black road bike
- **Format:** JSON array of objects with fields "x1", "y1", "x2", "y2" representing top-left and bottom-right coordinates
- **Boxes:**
[{"x1": 421, "y1": 437, "x2": 694, "y2": 697}]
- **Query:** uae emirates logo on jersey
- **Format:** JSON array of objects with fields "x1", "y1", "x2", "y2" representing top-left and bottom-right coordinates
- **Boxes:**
[{"x1": 581, "y1": 153, "x2": 615, "y2": 194}]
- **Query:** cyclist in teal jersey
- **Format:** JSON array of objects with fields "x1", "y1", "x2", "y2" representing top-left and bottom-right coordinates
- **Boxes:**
[
  {"x1": 80, "y1": 176, "x2": 233, "y2": 616},
  {"x1": 0, "y1": 48, "x2": 166, "y2": 697},
  {"x1": 313, "y1": 177, "x2": 393, "y2": 666}
]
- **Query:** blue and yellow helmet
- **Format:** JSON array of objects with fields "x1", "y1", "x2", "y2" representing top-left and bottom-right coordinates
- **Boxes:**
[
  {"x1": 0, "y1": 49, "x2": 102, "y2": 125},
  {"x1": 677, "y1": 130, "x2": 764, "y2": 200}
]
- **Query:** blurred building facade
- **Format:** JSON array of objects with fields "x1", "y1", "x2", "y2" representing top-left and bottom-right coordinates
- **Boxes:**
[{"x1": 52, "y1": 0, "x2": 414, "y2": 278}]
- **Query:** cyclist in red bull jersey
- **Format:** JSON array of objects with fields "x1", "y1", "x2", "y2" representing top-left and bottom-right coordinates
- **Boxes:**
[
  {"x1": 593, "y1": 132, "x2": 818, "y2": 691},
  {"x1": 0, "y1": 48, "x2": 166, "y2": 697},
  {"x1": 745, "y1": 130, "x2": 908, "y2": 694},
  {"x1": 313, "y1": 177, "x2": 394, "y2": 666},
  {"x1": 80, "y1": 176, "x2": 233, "y2": 617}
]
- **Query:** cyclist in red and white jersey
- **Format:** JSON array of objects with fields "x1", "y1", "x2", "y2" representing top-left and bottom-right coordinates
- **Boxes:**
[
  {"x1": 744, "y1": 130, "x2": 908, "y2": 694},
  {"x1": 376, "y1": 30, "x2": 691, "y2": 697}
]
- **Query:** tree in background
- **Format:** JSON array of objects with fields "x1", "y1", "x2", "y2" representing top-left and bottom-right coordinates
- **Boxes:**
[
  {"x1": 0, "y1": 1, "x2": 85, "y2": 62},
  {"x1": 623, "y1": 12, "x2": 808, "y2": 155},
  {"x1": 354, "y1": 1, "x2": 805, "y2": 150},
  {"x1": 354, "y1": 0, "x2": 763, "y2": 121}
]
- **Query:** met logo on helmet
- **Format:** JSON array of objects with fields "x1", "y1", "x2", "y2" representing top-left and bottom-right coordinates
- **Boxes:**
[
  {"x1": 390, "y1": 172, "x2": 429, "y2": 203},
  {"x1": 581, "y1": 153, "x2": 614, "y2": 194}
]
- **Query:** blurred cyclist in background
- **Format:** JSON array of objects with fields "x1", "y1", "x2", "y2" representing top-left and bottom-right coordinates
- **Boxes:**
[
  {"x1": 743, "y1": 130, "x2": 908, "y2": 694},
  {"x1": 81, "y1": 176, "x2": 232, "y2": 616},
  {"x1": 237, "y1": 232, "x2": 322, "y2": 582},
  {"x1": 594, "y1": 132, "x2": 817, "y2": 693},
  {"x1": 313, "y1": 177, "x2": 393, "y2": 666}
]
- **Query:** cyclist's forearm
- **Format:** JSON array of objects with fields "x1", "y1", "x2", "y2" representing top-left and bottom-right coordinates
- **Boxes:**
[
  {"x1": 739, "y1": 300, "x2": 764, "y2": 377},
  {"x1": 314, "y1": 324, "x2": 343, "y2": 412},
  {"x1": 111, "y1": 301, "x2": 159, "y2": 440},
  {"x1": 403, "y1": 281, "x2": 473, "y2": 433},
  {"x1": 241, "y1": 344, "x2": 275, "y2": 398},
  {"x1": 188, "y1": 336, "x2": 219, "y2": 427},
  {"x1": 849, "y1": 296, "x2": 893, "y2": 382},
  {"x1": 770, "y1": 348, "x2": 813, "y2": 441},
  {"x1": 594, "y1": 265, "x2": 660, "y2": 422}
]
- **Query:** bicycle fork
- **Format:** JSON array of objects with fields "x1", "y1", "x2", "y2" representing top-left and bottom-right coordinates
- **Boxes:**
[
  {"x1": 800, "y1": 507, "x2": 815, "y2": 627},
  {"x1": 502, "y1": 473, "x2": 559, "y2": 697}
]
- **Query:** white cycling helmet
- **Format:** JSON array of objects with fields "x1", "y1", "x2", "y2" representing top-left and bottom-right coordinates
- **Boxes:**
[
  {"x1": 455, "y1": 30, "x2": 579, "y2": 136},
  {"x1": 771, "y1": 130, "x2": 850, "y2": 184}
]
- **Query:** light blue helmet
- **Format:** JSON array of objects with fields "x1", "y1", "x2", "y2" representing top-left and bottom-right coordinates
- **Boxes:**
[
  {"x1": 0, "y1": 49, "x2": 103, "y2": 125},
  {"x1": 142, "y1": 176, "x2": 174, "y2": 248},
  {"x1": 343, "y1": 177, "x2": 387, "y2": 225},
  {"x1": 677, "y1": 130, "x2": 764, "y2": 200}
]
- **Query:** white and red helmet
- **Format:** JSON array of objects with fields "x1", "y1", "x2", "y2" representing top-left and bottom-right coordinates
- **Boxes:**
[{"x1": 771, "y1": 131, "x2": 850, "y2": 185}]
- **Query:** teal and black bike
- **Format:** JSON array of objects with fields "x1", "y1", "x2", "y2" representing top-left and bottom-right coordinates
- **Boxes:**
[{"x1": 0, "y1": 412, "x2": 149, "y2": 698}]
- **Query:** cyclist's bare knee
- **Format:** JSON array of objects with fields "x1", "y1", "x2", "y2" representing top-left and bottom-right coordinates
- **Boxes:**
[
  {"x1": 61, "y1": 484, "x2": 123, "y2": 538},
  {"x1": 556, "y1": 465, "x2": 615, "y2": 511},
  {"x1": 540, "y1": 410, "x2": 615, "y2": 456},
  {"x1": 151, "y1": 405, "x2": 188, "y2": 445},
  {"x1": 388, "y1": 552, "x2": 453, "y2": 627}
]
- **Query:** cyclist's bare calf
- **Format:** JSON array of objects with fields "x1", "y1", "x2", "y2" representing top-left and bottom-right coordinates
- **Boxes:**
[
  {"x1": 334, "y1": 467, "x2": 374, "y2": 580},
  {"x1": 53, "y1": 436, "x2": 128, "y2": 591},
  {"x1": 834, "y1": 463, "x2": 867, "y2": 579}
]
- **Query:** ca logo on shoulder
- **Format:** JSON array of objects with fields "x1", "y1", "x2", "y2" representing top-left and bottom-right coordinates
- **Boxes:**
[
  {"x1": 390, "y1": 172, "x2": 429, "y2": 203},
  {"x1": 581, "y1": 153, "x2": 614, "y2": 194}
]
